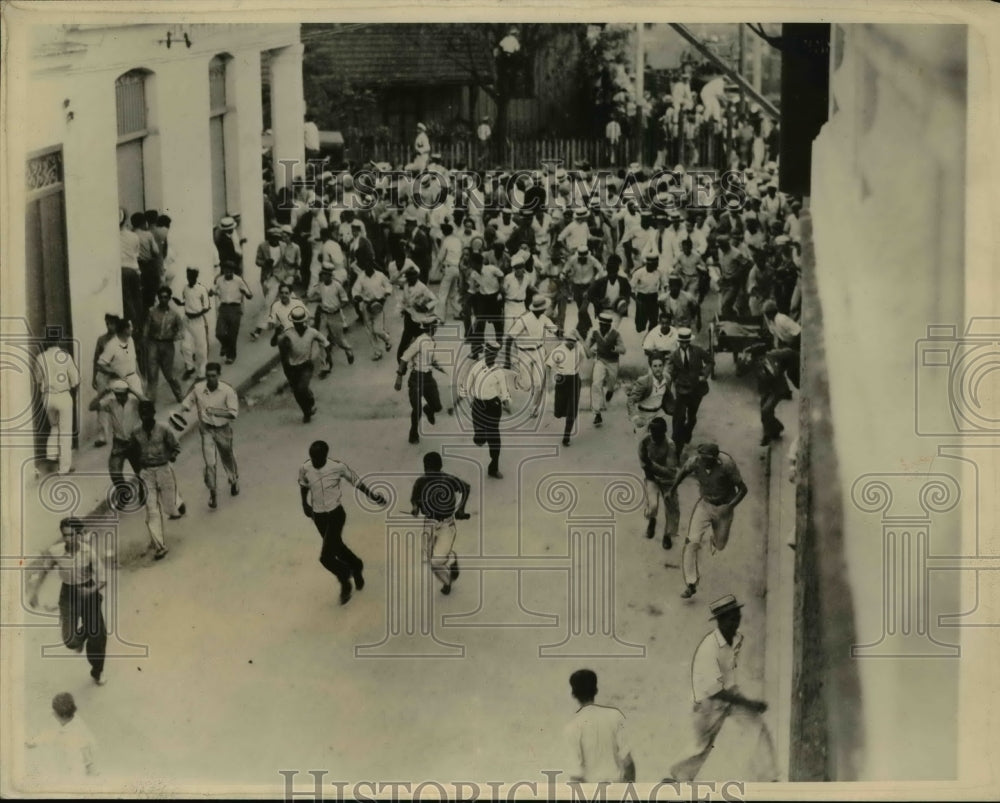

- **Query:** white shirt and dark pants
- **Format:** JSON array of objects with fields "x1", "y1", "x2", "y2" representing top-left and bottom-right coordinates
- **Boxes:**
[
  {"x1": 37, "y1": 537, "x2": 107, "y2": 682},
  {"x1": 462, "y1": 357, "x2": 510, "y2": 476},
  {"x1": 213, "y1": 275, "x2": 252, "y2": 362},
  {"x1": 548, "y1": 342, "x2": 583, "y2": 444},
  {"x1": 398, "y1": 333, "x2": 443, "y2": 444},
  {"x1": 298, "y1": 459, "x2": 366, "y2": 595}
]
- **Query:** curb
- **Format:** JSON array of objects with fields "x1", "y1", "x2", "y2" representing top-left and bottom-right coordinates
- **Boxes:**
[{"x1": 83, "y1": 308, "x2": 358, "y2": 521}]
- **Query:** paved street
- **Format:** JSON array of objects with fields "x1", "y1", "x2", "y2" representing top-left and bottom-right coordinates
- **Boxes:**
[{"x1": 18, "y1": 295, "x2": 782, "y2": 790}]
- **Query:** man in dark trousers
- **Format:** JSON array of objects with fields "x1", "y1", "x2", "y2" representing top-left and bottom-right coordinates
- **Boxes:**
[
  {"x1": 757, "y1": 347, "x2": 795, "y2": 446},
  {"x1": 278, "y1": 306, "x2": 329, "y2": 423},
  {"x1": 405, "y1": 213, "x2": 433, "y2": 285},
  {"x1": 459, "y1": 341, "x2": 511, "y2": 479},
  {"x1": 394, "y1": 317, "x2": 445, "y2": 445},
  {"x1": 143, "y1": 286, "x2": 185, "y2": 403},
  {"x1": 298, "y1": 440, "x2": 386, "y2": 605},
  {"x1": 638, "y1": 416, "x2": 680, "y2": 549},
  {"x1": 664, "y1": 327, "x2": 713, "y2": 454},
  {"x1": 410, "y1": 451, "x2": 471, "y2": 595},
  {"x1": 26, "y1": 518, "x2": 109, "y2": 686}
]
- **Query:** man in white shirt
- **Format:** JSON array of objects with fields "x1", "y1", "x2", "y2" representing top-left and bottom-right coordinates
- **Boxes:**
[
  {"x1": 642, "y1": 309, "x2": 680, "y2": 364},
  {"x1": 25, "y1": 693, "x2": 98, "y2": 778},
  {"x1": 459, "y1": 341, "x2": 511, "y2": 479},
  {"x1": 179, "y1": 361, "x2": 240, "y2": 509},
  {"x1": 436, "y1": 222, "x2": 465, "y2": 321},
  {"x1": 268, "y1": 283, "x2": 309, "y2": 343},
  {"x1": 394, "y1": 318, "x2": 445, "y2": 444},
  {"x1": 502, "y1": 253, "x2": 534, "y2": 332},
  {"x1": 307, "y1": 267, "x2": 355, "y2": 376},
  {"x1": 631, "y1": 254, "x2": 665, "y2": 333},
  {"x1": 564, "y1": 669, "x2": 636, "y2": 783},
  {"x1": 412, "y1": 122, "x2": 431, "y2": 171},
  {"x1": 668, "y1": 595, "x2": 777, "y2": 782},
  {"x1": 352, "y1": 263, "x2": 394, "y2": 360},
  {"x1": 506, "y1": 296, "x2": 559, "y2": 419},
  {"x1": 33, "y1": 332, "x2": 80, "y2": 475},
  {"x1": 298, "y1": 439, "x2": 386, "y2": 605},
  {"x1": 97, "y1": 318, "x2": 144, "y2": 398},
  {"x1": 279, "y1": 307, "x2": 330, "y2": 423},
  {"x1": 210, "y1": 262, "x2": 253, "y2": 364},
  {"x1": 177, "y1": 267, "x2": 211, "y2": 380},
  {"x1": 558, "y1": 208, "x2": 591, "y2": 256},
  {"x1": 547, "y1": 329, "x2": 585, "y2": 447}
]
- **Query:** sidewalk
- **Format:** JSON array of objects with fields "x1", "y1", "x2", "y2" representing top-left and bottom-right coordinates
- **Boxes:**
[
  {"x1": 762, "y1": 397, "x2": 799, "y2": 781},
  {"x1": 19, "y1": 294, "x2": 360, "y2": 550}
]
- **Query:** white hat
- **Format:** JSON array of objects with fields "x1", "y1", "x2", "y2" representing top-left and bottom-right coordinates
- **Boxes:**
[
  {"x1": 510, "y1": 251, "x2": 527, "y2": 267},
  {"x1": 530, "y1": 296, "x2": 549, "y2": 311},
  {"x1": 417, "y1": 122, "x2": 427, "y2": 131},
  {"x1": 219, "y1": 216, "x2": 237, "y2": 231},
  {"x1": 109, "y1": 379, "x2": 129, "y2": 393}
]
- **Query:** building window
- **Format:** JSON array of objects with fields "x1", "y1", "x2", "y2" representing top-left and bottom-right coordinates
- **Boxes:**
[
  {"x1": 209, "y1": 55, "x2": 232, "y2": 223},
  {"x1": 115, "y1": 69, "x2": 156, "y2": 217}
]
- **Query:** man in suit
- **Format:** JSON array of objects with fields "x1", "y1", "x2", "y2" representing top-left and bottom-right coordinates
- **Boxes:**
[{"x1": 664, "y1": 327, "x2": 713, "y2": 454}]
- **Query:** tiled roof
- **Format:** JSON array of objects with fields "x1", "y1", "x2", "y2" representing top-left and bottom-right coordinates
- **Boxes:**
[{"x1": 303, "y1": 23, "x2": 494, "y2": 86}]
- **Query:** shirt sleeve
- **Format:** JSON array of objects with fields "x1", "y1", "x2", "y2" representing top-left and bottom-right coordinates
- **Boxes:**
[
  {"x1": 225, "y1": 386, "x2": 239, "y2": 419},
  {"x1": 691, "y1": 637, "x2": 725, "y2": 700},
  {"x1": 494, "y1": 369, "x2": 511, "y2": 403},
  {"x1": 339, "y1": 462, "x2": 361, "y2": 486},
  {"x1": 614, "y1": 714, "x2": 632, "y2": 764},
  {"x1": 180, "y1": 385, "x2": 197, "y2": 412},
  {"x1": 298, "y1": 464, "x2": 309, "y2": 489},
  {"x1": 400, "y1": 337, "x2": 421, "y2": 365}
]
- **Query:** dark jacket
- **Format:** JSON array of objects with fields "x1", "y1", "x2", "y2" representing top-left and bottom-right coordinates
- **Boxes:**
[{"x1": 666, "y1": 344, "x2": 713, "y2": 397}]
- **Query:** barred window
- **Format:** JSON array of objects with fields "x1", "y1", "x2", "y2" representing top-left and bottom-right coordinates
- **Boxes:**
[{"x1": 115, "y1": 70, "x2": 148, "y2": 139}]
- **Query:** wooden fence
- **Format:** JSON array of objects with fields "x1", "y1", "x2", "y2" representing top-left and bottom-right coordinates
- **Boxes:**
[{"x1": 349, "y1": 125, "x2": 733, "y2": 172}]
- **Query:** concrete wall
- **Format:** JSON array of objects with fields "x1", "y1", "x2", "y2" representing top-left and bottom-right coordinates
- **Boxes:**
[
  {"x1": 804, "y1": 23, "x2": 969, "y2": 781},
  {"x1": 9, "y1": 23, "x2": 301, "y2": 442}
]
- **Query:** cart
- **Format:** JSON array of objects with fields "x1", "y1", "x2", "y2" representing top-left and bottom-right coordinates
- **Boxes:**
[{"x1": 706, "y1": 312, "x2": 770, "y2": 378}]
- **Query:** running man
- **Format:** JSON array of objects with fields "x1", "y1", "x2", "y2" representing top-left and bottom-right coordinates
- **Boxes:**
[
  {"x1": 26, "y1": 518, "x2": 109, "y2": 686},
  {"x1": 179, "y1": 362, "x2": 239, "y2": 509},
  {"x1": 667, "y1": 443, "x2": 748, "y2": 599},
  {"x1": 410, "y1": 451, "x2": 471, "y2": 595},
  {"x1": 298, "y1": 440, "x2": 386, "y2": 606}
]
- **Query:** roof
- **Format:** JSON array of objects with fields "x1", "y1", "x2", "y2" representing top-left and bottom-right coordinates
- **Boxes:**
[{"x1": 303, "y1": 23, "x2": 494, "y2": 87}]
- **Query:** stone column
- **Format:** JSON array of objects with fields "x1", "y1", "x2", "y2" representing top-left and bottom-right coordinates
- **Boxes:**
[{"x1": 267, "y1": 43, "x2": 305, "y2": 189}]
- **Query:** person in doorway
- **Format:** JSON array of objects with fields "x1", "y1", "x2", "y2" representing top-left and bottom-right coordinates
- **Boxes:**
[{"x1": 33, "y1": 330, "x2": 80, "y2": 476}]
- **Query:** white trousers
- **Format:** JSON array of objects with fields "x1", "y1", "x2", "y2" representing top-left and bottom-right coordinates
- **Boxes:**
[
  {"x1": 181, "y1": 315, "x2": 210, "y2": 377},
  {"x1": 44, "y1": 390, "x2": 74, "y2": 473}
]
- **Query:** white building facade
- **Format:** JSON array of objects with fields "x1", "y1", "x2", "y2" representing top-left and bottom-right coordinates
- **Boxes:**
[{"x1": 5, "y1": 22, "x2": 305, "y2": 445}]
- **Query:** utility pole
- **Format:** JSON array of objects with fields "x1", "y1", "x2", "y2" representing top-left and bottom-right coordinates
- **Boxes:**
[
  {"x1": 634, "y1": 22, "x2": 644, "y2": 165},
  {"x1": 752, "y1": 28, "x2": 763, "y2": 94}
]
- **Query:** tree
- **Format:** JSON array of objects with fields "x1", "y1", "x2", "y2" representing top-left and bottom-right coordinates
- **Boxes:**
[{"x1": 406, "y1": 24, "x2": 568, "y2": 163}]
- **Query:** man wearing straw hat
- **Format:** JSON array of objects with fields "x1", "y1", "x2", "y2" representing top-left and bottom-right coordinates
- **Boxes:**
[
  {"x1": 667, "y1": 594, "x2": 777, "y2": 782},
  {"x1": 505, "y1": 295, "x2": 559, "y2": 420}
]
